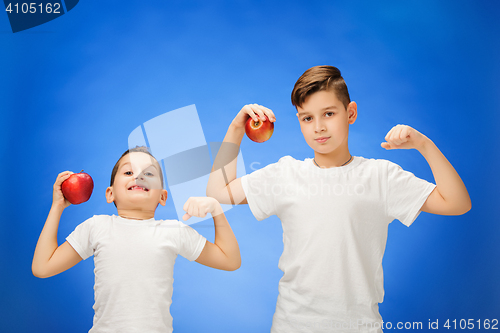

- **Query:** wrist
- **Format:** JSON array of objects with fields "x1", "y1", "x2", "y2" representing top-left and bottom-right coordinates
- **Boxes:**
[
  {"x1": 50, "y1": 202, "x2": 66, "y2": 214},
  {"x1": 416, "y1": 136, "x2": 435, "y2": 155},
  {"x1": 226, "y1": 123, "x2": 245, "y2": 144},
  {"x1": 229, "y1": 120, "x2": 245, "y2": 131},
  {"x1": 211, "y1": 201, "x2": 224, "y2": 217}
]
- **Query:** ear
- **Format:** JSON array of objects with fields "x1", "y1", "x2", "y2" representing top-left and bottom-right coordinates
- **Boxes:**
[
  {"x1": 105, "y1": 187, "x2": 114, "y2": 204},
  {"x1": 159, "y1": 189, "x2": 168, "y2": 206},
  {"x1": 347, "y1": 101, "x2": 357, "y2": 124}
]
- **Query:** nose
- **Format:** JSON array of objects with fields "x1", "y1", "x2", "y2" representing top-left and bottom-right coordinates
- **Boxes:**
[
  {"x1": 314, "y1": 118, "x2": 325, "y2": 133},
  {"x1": 135, "y1": 172, "x2": 145, "y2": 180}
]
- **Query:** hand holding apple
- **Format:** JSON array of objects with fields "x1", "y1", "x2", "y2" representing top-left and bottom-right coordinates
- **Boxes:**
[
  {"x1": 232, "y1": 104, "x2": 275, "y2": 128},
  {"x1": 61, "y1": 171, "x2": 94, "y2": 205},
  {"x1": 245, "y1": 116, "x2": 274, "y2": 143}
]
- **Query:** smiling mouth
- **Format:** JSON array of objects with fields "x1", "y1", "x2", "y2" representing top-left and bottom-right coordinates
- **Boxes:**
[
  {"x1": 128, "y1": 185, "x2": 149, "y2": 192},
  {"x1": 315, "y1": 137, "x2": 330, "y2": 142}
]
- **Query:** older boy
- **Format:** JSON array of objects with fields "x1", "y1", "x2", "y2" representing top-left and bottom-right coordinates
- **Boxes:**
[
  {"x1": 206, "y1": 66, "x2": 470, "y2": 332},
  {"x1": 33, "y1": 146, "x2": 241, "y2": 332}
]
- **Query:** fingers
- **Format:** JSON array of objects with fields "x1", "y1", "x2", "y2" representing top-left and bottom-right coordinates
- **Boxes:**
[
  {"x1": 398, "y1": 126, "x2": 411, "y2": 144},
  {"x1": 381, "y1": 142, "x2": 393, "y2": 150},
  {"x1": 242, "y1": 104, "x2": 276, "y2": 123},
  {"x1": 57, "y1": 171, "x2": 73, "y2": 180},
  {"x1": 382, "y1": 124, "x2": 425, "y2": 151},
  {"x1": 182, "y1": 197, "x2": 214, "y2": 219},
  {"x1": 52, "y1": 171, "x2": 74, "y2": 207},
  {"x1": 54, "y1": 171, "x2": 73, "y2": 188},
  {"x1": 384, "y1": 124, "x2": 411, "y2": 147}
]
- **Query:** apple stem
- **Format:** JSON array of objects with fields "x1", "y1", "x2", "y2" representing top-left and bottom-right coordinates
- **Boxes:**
[{"x1": 81, "y1": 169, "x2": 84, "y2": 173}]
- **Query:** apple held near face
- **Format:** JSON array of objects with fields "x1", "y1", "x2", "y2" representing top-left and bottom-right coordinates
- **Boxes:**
[
  {"x1": 61, "y1": 171, "x2": 94, "y2": 205},
  {"x1": 245, "y1": 117, "x2": 274, "y2": 143}
]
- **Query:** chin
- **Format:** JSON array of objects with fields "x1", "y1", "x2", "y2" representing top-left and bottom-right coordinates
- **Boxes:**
[{"x1": 310, "y1": 144, "x2": 333, "y2": 155}]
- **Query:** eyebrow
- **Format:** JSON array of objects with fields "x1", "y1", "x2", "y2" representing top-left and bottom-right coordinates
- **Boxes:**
[
  {"x1": 297, "y1": 105, "x2": 338, "y2": 117},
  {"x1": 119, "y1": 162, "x2": 159, "y2": 172}
]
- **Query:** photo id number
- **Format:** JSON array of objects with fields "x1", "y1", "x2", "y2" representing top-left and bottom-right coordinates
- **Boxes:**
[
  {"x1": 443, "y1": 319, "x2": 498, "y2": 330},
  {"x1": 5, "y1": 3, "x2": 61, "y2": 14}
]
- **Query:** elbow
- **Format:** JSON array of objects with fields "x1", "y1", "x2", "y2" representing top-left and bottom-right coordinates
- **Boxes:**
[
  {"x1": 461, "y1": 199, "x2": 472, "y2": 215},
  {"x1": 31, "y1": 263, "x2": 41, "y2": 278},
  {"x1": 227, "y1": 263, "x2": 241, "y2": 272},
  {"x1": 32, "y1": 263, "x2": 52, "y2": 279},
  {"x1": 232, "y1": 259, "x2": 242, "y2": 271},
  {"x1": 455, "y1": 196, "x2": 472, "y2": 215},
  {"x1": 225, "y1": 258, "x2": 242, "y2": 271},
  {"x1": 32, "y1": 266, "x2": 47, "y2": 279},
  {"x1": 449, "y1": 200, "x2": 472, "y2": 216}
]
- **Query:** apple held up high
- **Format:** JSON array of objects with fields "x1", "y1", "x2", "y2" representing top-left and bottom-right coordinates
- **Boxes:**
[
  {"x1": 245, "y1": 116, "x2": 274, "y2": 143},
  {"x1": 61, "y1": 171, "x2": 94, "y2": 205}
]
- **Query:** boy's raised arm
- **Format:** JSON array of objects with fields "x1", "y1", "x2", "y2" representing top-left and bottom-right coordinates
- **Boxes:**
[
  {"x1": 381, "y1": 125, "x2": 471, "y2": 215},
  {"x1": 206, "y1": 104, "x2": 275, "y2": 205},
  {"x1": 32, "y1": 172, "x2": 82, "y2": 278},
  {"x1": 182, "y1": 197, "x2": 241, "y2": 271}
]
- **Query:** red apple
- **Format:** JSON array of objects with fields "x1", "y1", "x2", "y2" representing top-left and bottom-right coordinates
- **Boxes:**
[
  {"x1": 61, "y1": 171, "x2": 94, "y2": 205},
  {"x1": 245, "y1": 117, "x2": 274, "y2": 143}
]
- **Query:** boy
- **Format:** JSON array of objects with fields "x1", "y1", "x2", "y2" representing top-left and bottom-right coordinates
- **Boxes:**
[
  {"x1": 206, "y1": 66, "x2": 471, "y2": 332},
  {"x1": 32, "y1": 146, "x2": 241, "y2": 333}
]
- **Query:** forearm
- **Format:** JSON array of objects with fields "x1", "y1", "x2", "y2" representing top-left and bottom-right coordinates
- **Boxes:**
[
  {"x1": 32, "y1": 205, "x2": 64, "y2": 276},
  {"x1": 206, "y1": 123, "x2": 245, "y2": 197},
  {"x1": 212, "y1": 206, "x2": 241, "y2": 270},
  {"x1": 418, "y1": 138, "x2": 471, "y2": 214}
]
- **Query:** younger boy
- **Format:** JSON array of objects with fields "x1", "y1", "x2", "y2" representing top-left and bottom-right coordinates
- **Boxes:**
[
  {"x1": 206, "y1": 66, "x2": 470, "y2": 332},
  {"x1": 32, "y1": 146, "x2": 241, "y2": 333}
]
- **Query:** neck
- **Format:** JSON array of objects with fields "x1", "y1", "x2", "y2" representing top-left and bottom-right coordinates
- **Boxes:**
[
  {"x1": 116, "y1": 208, "x2": 155, "y2": 220},
  {"x1": 314, "y1": 150, "x2": 352, "y2": 168}
]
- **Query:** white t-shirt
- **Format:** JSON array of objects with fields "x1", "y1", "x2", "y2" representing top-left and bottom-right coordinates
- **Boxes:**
[
  {"x1": 241, "y1": 156, "x2": 436, "y2": 333},
  {"x1": 66, "y1": 215, "x2": 207, "y2": 333}
]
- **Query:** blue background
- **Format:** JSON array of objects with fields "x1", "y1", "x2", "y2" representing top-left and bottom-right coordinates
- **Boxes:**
[{"x1": 1, "y1": 1, "x2": 499, "y2": 332}]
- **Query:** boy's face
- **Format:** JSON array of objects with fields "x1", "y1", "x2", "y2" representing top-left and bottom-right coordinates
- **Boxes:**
[
  {"x1": 106, "y1": 152, "x2": 167, "y2": 212},
  {"x1": 296, "y1": 90, "x2": 357, "y2": 155}
]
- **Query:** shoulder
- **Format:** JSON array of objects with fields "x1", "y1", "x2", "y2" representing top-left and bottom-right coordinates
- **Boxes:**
[
  {"x1": 244, "y1": 155, "x2": 306, "y2": 181},
  {"x1": 348, "y1": 157, "x2": 409, "y2": 181},
  {"x1": 273, "y1": 155, "x2": 303, "y2": 170},
  {"x1": 74, "y1": 215, "x2": 113, "y2": 230},
  {"x1": 277, "y1": 155, "x2": 295, "y2": 163},
  {"x1": 154, "y1": 219, "x2": 187, "y2": 227},
  {"x1": 255, "y1": 155, "x2": 305, "y2": 171},
  {"x1": 87, "y1": 214, "x2": 114, "y2": 225},
  {"x1": 257, "y1": 155, "x2": 295, "y2": 167},
  {"x1": 155, "y1": 219, "x2": 204, "y2": 242},
  {"x1": 355, "y1": 156, "x2": 402, "y2": 170},
  {"x1": 91, "y1": 214, "x2": 114, "y2": 221},
  {"x1": 358, "y1": 157, "x2": 425, "y2": 187}
]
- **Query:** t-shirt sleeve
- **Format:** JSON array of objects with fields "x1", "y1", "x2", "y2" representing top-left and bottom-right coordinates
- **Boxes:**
[
  {"x1": 240, "y1": 157, "x2": 287, "y2": 221},
  {"x1": 66, "y1": 217, "x2": 95, "y2": 260},
  {"x1": 176, "y1": 222, "x2": 207, "y2": 261},
  {"x1": 386, "y1": 161, "x2": 436, "y2": 227}
]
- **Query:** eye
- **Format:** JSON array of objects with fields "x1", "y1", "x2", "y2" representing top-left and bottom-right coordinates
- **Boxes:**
[
  {"x1": 325, "y1": 112, "x2": 335, "y2": 117},
  {"x1": 302, "y1": 116, "x2": 312, "y2": 122},
  {"x1": 124, "y1": 171, "x2": 133, "y2": 176},
  {"x1": 145, "y1": 172, "x2": 154, "y2": 177}
]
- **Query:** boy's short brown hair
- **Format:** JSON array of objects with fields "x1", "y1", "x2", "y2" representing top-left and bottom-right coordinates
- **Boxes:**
[
  {"x1": 110, "y1": 146, "x2": 164, "y2": 188},
  {"x1": 291, "y1": 65, "x2": 351, "y2": 109}
]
